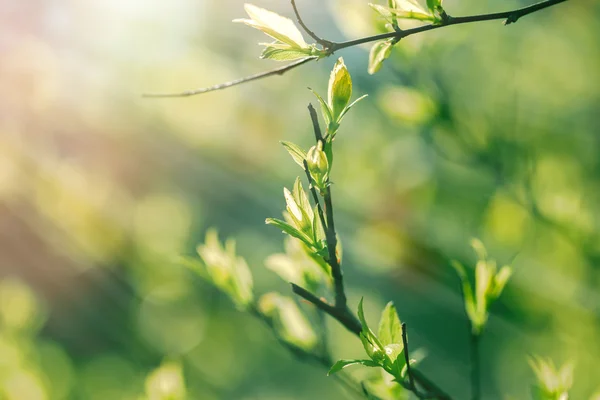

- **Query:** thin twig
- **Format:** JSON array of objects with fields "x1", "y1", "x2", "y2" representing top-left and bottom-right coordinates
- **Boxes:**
[
  {"x1": 142, "y1": 57, "x2": 315, "y2": 97},
  {"x1": 249, "y1": 305, "x2": 365, "y2": 399},
  {"x1": 292, "y1": 283, "x2": 362, "y2": 336},
  {"x1": 470, "y1": 333, "x2": 481, "y2": 400},
  {"x1": 402, "y1": 323, "x2": 416, "y2": 390},
  {"x1": 308, "y1": 104, "x2": 324, "y2": 142},
  {"x1": 290, "y1": 0, "x2": 333, "y2": 49},
  {"x1": 303, "y1": 159, "x2": 328, "y2": 235},
  {"x1": 145, "y1": 0, "x2": 567, "y2": 97},
  {"x1": 323, "y1": 187, "x2": 349, "y2": 310}
]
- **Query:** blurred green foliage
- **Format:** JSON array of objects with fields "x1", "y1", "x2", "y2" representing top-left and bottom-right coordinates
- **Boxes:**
[{"x1": 1, "y1": 0, "x2": 599, "y2": 398}]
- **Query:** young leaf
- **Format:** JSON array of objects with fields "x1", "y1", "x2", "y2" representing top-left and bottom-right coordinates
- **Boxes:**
[
  {"x1": 368, "y1": 40, "x2": 394, "y2": 75},
  {"x1": 309, "y1": 88, "x2": 333, "y2": 128},
  {"x1": 280, "y1": 141, "x2": 307, "y2": 169},
  {"x1": 489, "y1": 265, "x2": 512, "y2": 300},
  {"x1": 266, "y1": 217, "x2": 314, "y2": 248},
  {"x1": 306, "y1": 141, "x2": 330, "y2": 193},
  {"x1": 292, "y1": 177, "x2": 314, "y2": 222},
  {"x1": 284, "y1": 187, "x2": 311, "y2": 232},
  {"x1": 371, "y1": 1, "x2": 436, "y2": 22},
  {"x1": 426, "y1": 0, "x2": 442, "y2": 13},
  {"x1": 234, "y1": 4, "x2": 308, "y2": 49},
  {"x1": 378, "y1": 302, "x2": 403, "y2": 346},
  {"x1": 328, "y1": 359, "x2": 379, "y2": 376},
  {"x1": 357, "y1": 298, "x2": 386, "y2": 353},
  {"x1": 261, "y1": 46, "x2": 314, "y2": 61},
  {"x1": 337, "y1": 94, "x2": 368, "y2": 123},
  {"x1": 259, "y1": 293, "x2": 318, "y2": 351},
  {"x1": 328, "y1": 58, "x2": 353, "y2": 121}
]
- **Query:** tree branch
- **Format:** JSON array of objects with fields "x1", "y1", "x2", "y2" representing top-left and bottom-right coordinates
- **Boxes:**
[
  {"x1": 308, "y1": 104, "x2": 324, "y2": 142},
  {"x1": 402, "y1": 323, "x2": 417, "y2": 391},
  {"x1": 292, "y1": 283, "x2": 361, "y2": 335},
  {"x1": 331, "y1": 0, "x2": 568, "y2": 51},
  {"x1": 145, "y1": 0, "x2": 567, "y2": 97}
]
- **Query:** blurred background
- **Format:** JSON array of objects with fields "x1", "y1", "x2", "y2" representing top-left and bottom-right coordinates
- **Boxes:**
[{"x1": 1, "y1": 0, "x2": 599, "y2": 398}]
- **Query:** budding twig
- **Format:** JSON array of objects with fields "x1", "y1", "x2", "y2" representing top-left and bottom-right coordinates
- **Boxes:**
[{"x1": 144, "y1": 0, "x2": 568, "y2": 98}]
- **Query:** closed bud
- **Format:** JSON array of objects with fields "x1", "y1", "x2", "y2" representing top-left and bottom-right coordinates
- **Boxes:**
[{"x1": 306, "y1": 141, "x2": 329, "y2": 192}]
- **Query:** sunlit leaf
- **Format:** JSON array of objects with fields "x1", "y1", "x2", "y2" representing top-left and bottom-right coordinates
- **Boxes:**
[
  {"x1": 378, "y1": 302, "x2": 402, "y2": 346},
  {"x1": 426, "y1": 0, "x2": 442, "y2": 13},
  {"x1": 337, "y1": 94, "x2": 368, "y2": 123},
  {"x1": 280, "y1": 141, "x2": 307, "y2": 169},
  {"x1": 328, "y1": 57, "x2": 353, "y2": 121},
  {"x1": 309, "y1": 88, "x2": 333, "y2": 129},
  {"x1": 265, "y1": 217, "x2": 314, "y2": 248},
  {"x1": 293, "y1": 177, "x2": 314, "y2": 222},
  {"x1": 328, "y1": 359, "x2": 379, "y2": 375},
  {"x1": 233, "y1": 4, "x2": 308, "y2": 48},
  {"x1": 489, "y1": 265, "x2": 512, "y2": 299},
  {"x1": 368, "y1": 40, "x2": 394, "y2": 75},
  {"x1": 261, "y1": 46, "x2": 314, "y2": 61},
  {"x1": 370, "y1": 1, "x2": 436, "y2": 22},
  {"x1": 259, "y1": 293, "x2": 318, "y2": 351}
]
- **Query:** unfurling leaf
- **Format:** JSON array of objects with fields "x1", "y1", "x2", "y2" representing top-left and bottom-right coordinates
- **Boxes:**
[
  {"x1": 195, "y1": 229, "x2": 254, "y2": 309},
  {"x1": 266, "y1": 217, "x2": 314, "y2": 248},
  {"x1": 378, "y1": 302, "x2": 403, "y2": 346},
  {"x1": 368, "y1": 40, "x2": 395, "y2": 75},
  {"x1": 451, "y1": 239, "x2": 513, "y2": 335},
  {"x1": 234, "y1": 4, "x2": 327, "y2": 61},
  {"x1": 234, "y1": 4, "x2": 308, "y2": 48},
  {"x1": 281, "y1": 141, "x2": 307, "y2": 169},
  {"x1": 259, "y1": 293, "x2": 318, "y2": 350},
  {"x1": 328, "y1": 57, "x2": 353, "y2": 122},
  {"x1": 528, "y1": 356, "x2": 574, "y2": 400},
  {"x1": 306, "y1": 141, "x2": 330, "y2": 193},
  {"x1": 261, "y1": 45, "x2": 314, "y2": 61},
  {"x1": 328, "y1": 359, "x2": 379, "y2": 375},
  {"x1": 369, "y1": 1, "x2": 436, "y2": 22},
  {"x1": 426, "y1": 0, "x2": 443, "y2": 13}
]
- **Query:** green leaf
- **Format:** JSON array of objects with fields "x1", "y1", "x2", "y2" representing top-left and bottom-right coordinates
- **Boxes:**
[
  {"x1": 284, "y1": 187, "x2": 311, "y2": 232},
  {"x1": 280, "y1": 141, "x2": 307, "y2": 169},
  {"x1": 309, "y1": 88, "x2": 333, "y2": 128},
  {"x1": 261, "y1": 45, "x2": 314, "y2": 61},
  {"x1": 337, "y1": 94, "x2": 368, "y2": 123},
  {"x1": 378, "y1": 302, "x2": 403, "y2": 346},
  {"x1": 368, "y1": 40, "x2": 394, "y2": 75},
  {"x1": 426, "y1": 0, "x2": 442, "y2": 13},
  {"x1": 328, "y1": 57, "x2": 353, "y2": 121},
  {"x1": 451, "y1": 260, "x2": 480, "y2": 333},
  {"x1": 475, "y1": 260, "x2": 492, "y2": 317},
  {"x1": 328, "y1": 359, "x2": 379, "y2": 375},
  {"x1": 357, "y1": 298, "x2": 385, "y2": 354},
  {"x1": 489, "y1": 265, "x2": 512, "y2": 300},
  {"x1": 196, "y1": 229, "x2": 254, "y2": 309},
  {"x1": 471, "y1": 238, "x2": 488, "y2": 261},
  {"x1": 259, "y1": 293, "x2": 318, "y2": 351},
  {"x1": 233, "y1": 4, "x2": 308, "y2": 48},
  {"x1": 370, "y1": 1, "x2": 436, "y2": 22},
  {"x1": 293, "y1": 177, "x2": 314, "y2": 221},
  {"x1": 266, "y1": 217, "x2": 314, "y2": 248}
]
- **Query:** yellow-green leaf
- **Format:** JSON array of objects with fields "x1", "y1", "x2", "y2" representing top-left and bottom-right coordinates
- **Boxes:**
[
  {"x1": 234, "y1": 4, "x2": 308, "y2": 49},
  {"x1": 368, "y1": 39, "x2": 394, "y2": 75},
  {"x1": 328, "y1": 57, "x2": 353, "y2": 121}
]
